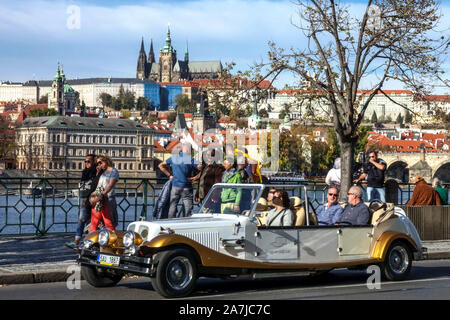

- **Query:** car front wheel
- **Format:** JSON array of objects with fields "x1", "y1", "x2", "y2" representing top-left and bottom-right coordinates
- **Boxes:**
[
  {"x1": 381, "y1": 241, "x2": 412, "y2": 281},
  {"x1": 81, "y1": 265, "x2": 123, "y2": 287},
  {"x1": 151, "y1": 248, "x2": 198, "y2": 298}
]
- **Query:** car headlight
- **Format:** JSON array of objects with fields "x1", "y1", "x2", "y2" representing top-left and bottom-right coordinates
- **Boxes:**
[
  {"x1": 98, "y1": 229, "x2": 110, "y2": 246},
  {"x1": 123, "y1": 231, "x2": 135, "y2": 248}
]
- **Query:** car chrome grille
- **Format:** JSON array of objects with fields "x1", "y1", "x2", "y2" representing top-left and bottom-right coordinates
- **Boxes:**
[{"x1": 178, "y1": 232, "x2": 219, "y2": 251}]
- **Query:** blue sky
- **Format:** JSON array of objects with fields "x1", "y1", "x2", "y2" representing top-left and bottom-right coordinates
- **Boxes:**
[{"x1": 0, "y1": 0, "x2": 448, "y2": 92}]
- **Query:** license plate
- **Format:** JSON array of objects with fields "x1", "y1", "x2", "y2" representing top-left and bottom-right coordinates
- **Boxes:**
[{"x1": 97, "y1": 254, "x2": 120, "y2": 266}]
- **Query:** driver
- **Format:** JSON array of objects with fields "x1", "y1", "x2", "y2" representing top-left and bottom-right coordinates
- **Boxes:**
[{"x1": 336, "y1": 186, "x2": 370, "y2": 225}]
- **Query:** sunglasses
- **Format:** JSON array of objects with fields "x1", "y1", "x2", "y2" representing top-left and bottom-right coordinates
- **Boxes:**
[
  {"x1": 328, "y1": 193, "x2": 338, "y2": 197},
  {"x1": 347, "y1": 192, "x2": 355, "y2": 196},
  {"x1": 84, "y1": 160, "x2": 92, "y2": 163},
  {"x1": 96, "y1": 161, "x2": 103, "y2": 165}
]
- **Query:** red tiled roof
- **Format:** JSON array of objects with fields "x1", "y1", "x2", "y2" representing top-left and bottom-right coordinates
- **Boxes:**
[
  {"x1": 153, "y1": 141, "x2": 166, "y2": 152},
  {"x1": 192, "y1": 78, "x2": 273, "y2": 90},
  {"x1": 165, "y1": 140, "x2": 181, "y2": 152},
  {"x1": 368, "y1": 133, "x2": 441, "y2": 152}
]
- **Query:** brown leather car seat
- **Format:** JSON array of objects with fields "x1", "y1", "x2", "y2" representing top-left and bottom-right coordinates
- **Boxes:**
[{"x1": 290, "y1": 197, "x2": 317, "y2": 226}]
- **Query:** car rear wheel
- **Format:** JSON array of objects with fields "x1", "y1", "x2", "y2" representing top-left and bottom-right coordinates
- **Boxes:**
[
  {"x1": 151, "y1": 248, "x2": 198, "y2": 298},
  {"x1": 81, "y1": 265, "x2": 123, "y2": 287},
  {"x1": 381, "y1": 241, "x2": 412, "y2": 281}
]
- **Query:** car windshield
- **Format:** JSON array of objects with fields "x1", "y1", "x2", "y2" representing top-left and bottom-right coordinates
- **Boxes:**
[{"x1": 199, "y1": 184, "x2": 262, "y2": 215}]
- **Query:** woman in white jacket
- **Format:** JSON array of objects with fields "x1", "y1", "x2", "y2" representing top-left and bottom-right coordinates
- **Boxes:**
[{"x1": 325, "y1": 157, "x2": 341, "y2": 187}]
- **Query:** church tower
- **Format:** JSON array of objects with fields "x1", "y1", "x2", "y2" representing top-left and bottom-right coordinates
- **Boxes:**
[
  {"x1": 159, "y1": 25, "x2": 177, "y2": 82},
  {"x1": 192, "y1": 92, "x2": 216, "y2": 133},
  {"x1": 48, "y1": 63, "x2": 65, "y2": 115},
  {"x1": 136, "y1": 37, "x2": 148, "y2": 79}
]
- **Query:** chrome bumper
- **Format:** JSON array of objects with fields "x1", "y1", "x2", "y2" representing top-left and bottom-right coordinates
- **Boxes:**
[{"x1": 77, "y1": 249, "x2": 156, "y2": 276}]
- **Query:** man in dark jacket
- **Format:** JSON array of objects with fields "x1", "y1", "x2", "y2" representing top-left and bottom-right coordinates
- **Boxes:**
[
  {"x1": 354, "y1": 151, "x2": 387, "y2": 202},
  {"x1": 336, "y1": 186, "x2": 370, "y2": 225},
  {"x1": 66, "y1": 154, "x2": 98, "y2": 248}
]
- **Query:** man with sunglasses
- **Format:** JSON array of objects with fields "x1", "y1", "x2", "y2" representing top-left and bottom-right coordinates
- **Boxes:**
[
  {"x1": 354, "y1": 150, "x2": 386, "y2": 202},
  {"x1": 316, "y1": 186, "x2": 344, "y2": 225}
]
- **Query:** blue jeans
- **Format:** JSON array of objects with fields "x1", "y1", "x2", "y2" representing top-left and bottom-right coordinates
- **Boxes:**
[
  {"x1": 367, "y1": 187, "x2": 385, "y2": 203},
  {"x1": 168, "y1": 186, "x2": 193, "y2": 219},
  {"x1": 76, "y1": 204, "x2": 91, "y2": 238}
]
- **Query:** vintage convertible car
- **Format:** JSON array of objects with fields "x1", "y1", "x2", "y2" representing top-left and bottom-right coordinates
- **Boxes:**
[{"x1": 77, "y1": 184, "x2": 427, "y2": 298}]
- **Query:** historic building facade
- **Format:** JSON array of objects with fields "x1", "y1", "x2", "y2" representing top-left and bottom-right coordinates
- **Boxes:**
[
  {"x1": 136, "y1": 26, "x2": 223, "y2": 82},
  {"x1": 15, "y1": 116, "x2": 154, "y2": 173}
]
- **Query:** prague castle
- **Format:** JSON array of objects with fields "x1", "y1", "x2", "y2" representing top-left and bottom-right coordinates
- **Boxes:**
[{"x1": 136, "y1": 26, "x2": 223, "y2": 82}]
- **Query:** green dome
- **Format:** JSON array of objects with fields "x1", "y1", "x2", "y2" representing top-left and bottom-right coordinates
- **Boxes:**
[{"x1": 64, "y1": 84, "x2": 74, "y2": 93}]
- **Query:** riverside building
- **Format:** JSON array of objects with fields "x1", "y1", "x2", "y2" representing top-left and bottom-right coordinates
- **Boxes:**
[{"x1": 15, "y1": 116, "x2": 154, "y2": 173}]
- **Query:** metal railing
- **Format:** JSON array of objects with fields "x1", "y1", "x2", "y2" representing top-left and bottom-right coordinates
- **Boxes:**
[
  {"x1": 0, "y1": 177, "x2": 165, "y2": 236},
  {"x1": 0, "y1": 177, "x2": 447, "y2": 236}
]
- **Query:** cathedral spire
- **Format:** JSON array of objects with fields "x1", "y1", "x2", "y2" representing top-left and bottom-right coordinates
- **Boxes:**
[
  {"x1": 162, "y1": 24, "x2": 174, "y2": 53},
  {"x1": 136, "y1": 37, "x2": 148, "y2": 79},
  {"x1": 140, "y1": 36, "x2": 145, "y2": 53},
  {"x1": 148, "y1": 38, "x2": 155, "y2": 63},
  {"x1": 185, "y1": 40, "x2": 189, "y2": 62}
]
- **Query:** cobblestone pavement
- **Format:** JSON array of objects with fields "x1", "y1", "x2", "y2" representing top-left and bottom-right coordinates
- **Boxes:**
[{"x1": 0, "y1": 235, "x2": 449, "y2": 285}]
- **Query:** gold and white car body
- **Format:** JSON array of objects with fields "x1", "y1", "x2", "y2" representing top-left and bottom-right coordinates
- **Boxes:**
[{"x1": 78, "y1": 183, "x2": 426, "y2": 298}]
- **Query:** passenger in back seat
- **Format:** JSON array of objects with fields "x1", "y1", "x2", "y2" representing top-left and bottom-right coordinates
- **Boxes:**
[
  {"x1": 336, "y1": 186, "x2": 370, "y2": 226},
  {"x1": 316, "y1": 186, "x2": 343, "y2": 225}
]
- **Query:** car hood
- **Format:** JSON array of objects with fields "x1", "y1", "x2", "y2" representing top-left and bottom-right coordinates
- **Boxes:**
[{"x1": 127, "y1": 213, "x2": 248, "y2": 242}]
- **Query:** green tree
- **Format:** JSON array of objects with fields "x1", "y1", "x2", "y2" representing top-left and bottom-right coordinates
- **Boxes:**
[
  {"x1": 371, "y1": 111, "x2": 378, "y2": 123},
  {"x1": 99, "y1": 92, "x2": 113, "y2": 108},
  {"x1": 166, "y1": 112, "x2": 177, "y2": 123},
  {"x1": 404, "y1": 110, "x2": 413, "y2": 124},
  {"x1": 136, "y1": 97, "x2": 151, "y2": 110},
  {"x1": 111, "y1": 97, "x2": 122, "y2": 111},
  {"x1": 279, "y1": 103, "x2": 291, "y2": 120},
  {"x1": 174, "y1": 94, "x2": 195, "y2": 113},
  {"x1": 29, "y1": 108, "x2": 59, "y2": 117},
  {"x1": 122, "y1": 91, "x2": 136, "y2": 109},
  {"x1": 38, "y1": 94, "x2": 48, "y2": 104},
  {"x1": 396, "y1": 113, "x2": 403, "y2": 124}
]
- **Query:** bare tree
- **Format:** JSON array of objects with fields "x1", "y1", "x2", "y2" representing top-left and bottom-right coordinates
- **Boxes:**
[{"x1": 251, "y1": 0, "x2": 449, "y2": 195}]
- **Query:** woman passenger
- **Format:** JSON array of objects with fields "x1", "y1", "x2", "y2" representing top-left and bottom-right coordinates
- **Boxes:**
[{"x1": 265, "y1": 190, "x2": 295, "y2": 227}]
